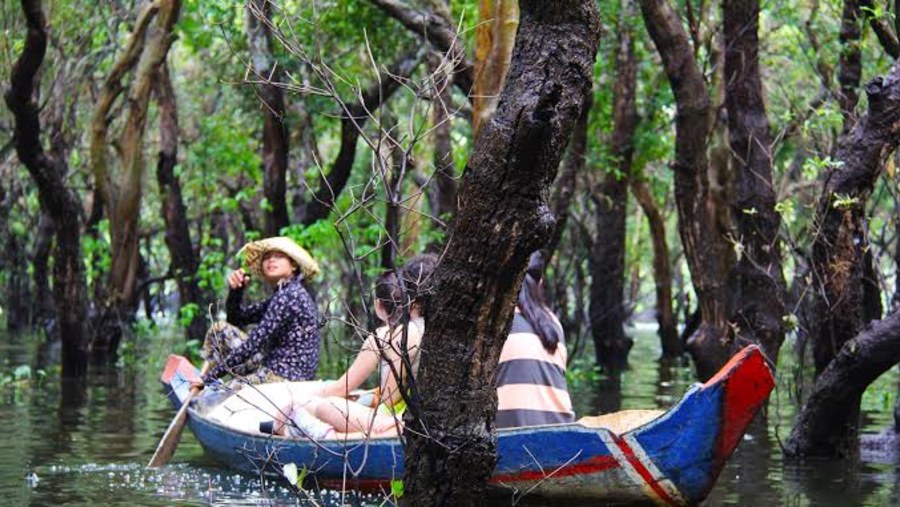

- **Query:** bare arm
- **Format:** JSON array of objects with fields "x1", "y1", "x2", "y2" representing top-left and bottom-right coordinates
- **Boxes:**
[{"x1": 320, "y1": 333, "x2": 383, "y2": 398}]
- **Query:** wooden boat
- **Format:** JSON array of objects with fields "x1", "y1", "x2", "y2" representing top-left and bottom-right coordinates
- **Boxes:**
[{"x1": 160, "y1": 345, "x2": 774, "y2": 505}]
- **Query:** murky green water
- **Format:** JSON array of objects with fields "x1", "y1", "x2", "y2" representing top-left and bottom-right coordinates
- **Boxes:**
[{"x1": 0, "y1": 326, "x2": 898, "y2": 506}]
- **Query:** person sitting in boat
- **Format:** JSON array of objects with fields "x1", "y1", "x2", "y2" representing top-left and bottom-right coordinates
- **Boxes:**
[
  {"x1": 496, "y1": 251, "x2": 575, "y2": 428},
  {"x1": 201, "y1": 236, "x2": 321, "y2": 387},
  {"x1": 275, "y1": 253, "x2": 437, "y2": 439}
]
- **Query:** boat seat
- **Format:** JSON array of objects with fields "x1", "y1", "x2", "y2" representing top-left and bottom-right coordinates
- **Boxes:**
[{"x1": 577, "y1": 409, "x2": 664, "y2": 435}]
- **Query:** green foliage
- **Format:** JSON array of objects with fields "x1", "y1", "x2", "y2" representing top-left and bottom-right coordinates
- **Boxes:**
[
  {"x1": 390, "y1": 478, "x2": 404, "y2": 499},
  {"x1": 179, "y1": 303, "x2": 201, "y2": 328},
  {"x1": 0, "y1": 364, "x2": 46, "y2": 389}
]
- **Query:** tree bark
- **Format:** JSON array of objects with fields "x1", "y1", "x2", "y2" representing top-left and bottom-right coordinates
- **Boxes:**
[
  {"x1": 589, "y1": 4, "x2": 638, "y2": 373},
  {"x1": 297, "y1": 53, "x2": 420, "y2": 225},
  {"x1": 402, "y1": 2, "x2": 600, "y2": 504},
  {"x1": 723, "y1": 0, "x2": 786, "y2": 367},
  {"x1": 810, "y1": 60, "x2": 900, "y2": 377},
  {"x1": 427, "y1": 50, "x2": 458, "y2": 225},
  {"x1": 90, "y1": 0, "x2": 182, "y2": 354},
  {"x1": 31, "y1": 211, "x2": 56, "y2": 335},
  {"x1": 0, "y1": 181, "x2": 31, "y2": 332},
  {"x1": 544, "y1": 94, "x2": 590, "y2": 264},
  {"x1": 247, "y1": 0, "x2": 289, "y2": 236},
  {"x1": 5, "y1": 0, "x2": 89, "y2": 374},
  {"x1": 785, "y1": 310, "x2": 900, "y2": 458},
  {"x1": 630, "y1": 178, "x2": 680, "y2": 357},
  {"x1": 838, "y1": 0, "x2": 862, "y2": 133},
  {"x1": 473, "y1": 0, "x2": 519, "y2": 137},
  {"x1": 367, "y1": 0, "x2": 474, "y2": 97},
  {"x1": 380, "y1": 116, "x2": 404, "y2": 270},
  {"x1": 154, "y1": 62, "x2": 206, "y2": 342},
  {"x1": 639, "y1": 0, "x2": 734, "y2": 380}
]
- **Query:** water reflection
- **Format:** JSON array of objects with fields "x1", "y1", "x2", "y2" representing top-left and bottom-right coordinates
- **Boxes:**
[{"x1": 0, "y1": 329, "x2": 899, "y2": 506}]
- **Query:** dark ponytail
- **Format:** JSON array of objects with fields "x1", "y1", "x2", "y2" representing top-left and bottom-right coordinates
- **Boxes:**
[{"x1": 517, "y1": 252, "x2": 560, "y2": 353}]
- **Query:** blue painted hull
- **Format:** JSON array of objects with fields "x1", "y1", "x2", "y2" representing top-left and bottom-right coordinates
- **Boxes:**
[{"x1": 163, "y1": 346, "x2": 774, "y2": 505}]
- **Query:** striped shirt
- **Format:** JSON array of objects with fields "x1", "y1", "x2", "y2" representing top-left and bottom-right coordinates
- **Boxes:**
[{"x1": 496, "y1": 312, "x2": 574, "y2": 429}]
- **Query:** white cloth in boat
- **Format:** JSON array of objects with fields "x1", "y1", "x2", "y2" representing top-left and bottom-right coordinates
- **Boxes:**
[{"x1": 206, "y1": 381, "x2": 328, "y2": 435}]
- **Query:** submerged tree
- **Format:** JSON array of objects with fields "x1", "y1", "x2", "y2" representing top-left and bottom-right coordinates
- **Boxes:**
[
  {"x1": 5, "y1": 0, "x2": 89, "y2": 374},
  {"x1": 639, "y1": 0, "x2": 736, "y2": 380},
  {"x1": 89, "y1": 0, "x2": 182, "y2": 354},
  {"x1": 402, "y1": 1, "x2": 601, "y2": 503},
  {"x1": 787, "y1": 59, "x2": 900, "y2": 458}
]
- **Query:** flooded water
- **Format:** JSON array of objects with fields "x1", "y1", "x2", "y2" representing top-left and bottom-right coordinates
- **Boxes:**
[{"x1": 0, "y1": 326, "x2": 898, "y2": 506}]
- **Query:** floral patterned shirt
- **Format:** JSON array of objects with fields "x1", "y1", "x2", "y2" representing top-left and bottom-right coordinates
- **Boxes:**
[{"x1": 204, "y1": 275, "x2": 320, "y2": 382}]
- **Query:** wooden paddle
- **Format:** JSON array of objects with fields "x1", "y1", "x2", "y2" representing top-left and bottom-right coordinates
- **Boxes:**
[{"x1": 147, "y1": 361, "x2": 210, "y2": 468}]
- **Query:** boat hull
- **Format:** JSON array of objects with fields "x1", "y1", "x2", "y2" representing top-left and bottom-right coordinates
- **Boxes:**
[{"x1": 162, "y1": 345, "x2": 774, "y2": 505}]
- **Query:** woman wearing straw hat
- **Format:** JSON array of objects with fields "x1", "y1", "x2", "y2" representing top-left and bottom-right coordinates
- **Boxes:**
[{"x1": 201, "y1": 236, "x2": 321, "y2": 386}]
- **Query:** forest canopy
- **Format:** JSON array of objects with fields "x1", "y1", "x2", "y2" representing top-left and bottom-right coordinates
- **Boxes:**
[{"x1": 4, "y1": 0, "x2": 900, "y2": 499}]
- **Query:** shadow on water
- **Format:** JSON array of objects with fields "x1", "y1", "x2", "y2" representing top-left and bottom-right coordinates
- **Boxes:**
[{"x1": 2, "y1": 327, "x2": 900, "y2": 505}]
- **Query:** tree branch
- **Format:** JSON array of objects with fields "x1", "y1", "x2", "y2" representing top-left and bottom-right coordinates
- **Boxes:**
[
  {"x1": 366, "y1": 0, "x2": 474, "y2": 98},
  {"x1": 299, "y1": 51, "x2": 422, "y2": 225}
]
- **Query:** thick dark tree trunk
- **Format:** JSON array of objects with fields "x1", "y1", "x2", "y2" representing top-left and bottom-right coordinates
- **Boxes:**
[
  {"x1": 630, "y1": 178, "x2": 681, "y2": 357},
  {"x1": 247, "y1": 0, "x2": 289, "y2": 236},
  {"x1": 402, "y1": 2, "x2": 600, "y2": 504},
  {"x1": 5, "y1": 0, "x2": 89, "y2": 375},
  {"x1": 639, "y1": 0, "x2": 734, "y2": 380},
  {"x1": 545, "y1": 94, "x2": 591, "y2": 264},
  {"x1": 297, "y1": 54, "x2": 420, "y2": 225},
  {"x1": 154, "y1": 62, "x2": 206, "y2": 341},
  {"x1": 589, "y1": 9, "x2": 637, "y2": 372},
  {"x1": 810, "y1": 60, "x2": 900, "y2": 377},
  {"x1": 723, "y1": 0, "x2": 786, "y2": 366},
  {"x1": 786, "y1": 310, "x2": 900, "y2": 458}
]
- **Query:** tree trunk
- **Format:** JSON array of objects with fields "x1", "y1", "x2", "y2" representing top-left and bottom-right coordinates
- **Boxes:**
[
  {"x1": 810, "y1": 60, "x2": 900, "y2": 377},
  {"x1": 630, "y1": 178, "x2": 680, "y2": 357},
  {"x1": 154, "y1": 62, "x2": 206, "y2": 342},
  {"x1": 639, "y1": 0, "x2": 735, "y2": 380},
  {"x1": 428, "y1": 51, "x2": 458, "y2": 225},
  {"x1": 5, "y1": 0, "x2": 89, "y2": 375},
  {"x1": 0, "y1": 182, "x2": 31, "y2": 332},
  {"x1": 402, "y1": 2, "x2": 600, "y2": 504},
  {"x1": 31, "y1": 211, "x2": 56, "y2": 335},
  {"x1": 545, "y1": 94, "x2": 591, "y2": 264},
  {"x1": 785, "y1": 309, "x2": 900, "y2": 458},
  {"x1": 247, "y1": 0, "x2": 289, "y2": 237},
  {"x1": 838, "y1": 0, "x2": 862, "y2": 134},
  {"x1": 90, "y1": 0, "x2": 182, "y2": 354},
  {"x1": 723, "y1": 0, "x2": 786, "y2": 366},
  {"x1": 380, "y1": 117, "x2": 404, "y2": 270},
  {"x1": 473, "y1": 0, "x2": 520, "y2": 137},
  {"x1": 589, "y1": 5, "x2": 638, "y2": 373}
]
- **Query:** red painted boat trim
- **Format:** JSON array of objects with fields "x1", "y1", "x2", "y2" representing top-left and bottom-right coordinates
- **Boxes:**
[
  {"x1": 612, "y1": 434, "x2": 682, "y2": 506},
  {"x1": 489, "y1": 453, "x2": 620, "y2": 484}
]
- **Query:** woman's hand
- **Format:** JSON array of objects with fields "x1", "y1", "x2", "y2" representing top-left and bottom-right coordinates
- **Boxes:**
[{"x1": 227, "y1": 268, "x2": 249, "y2": 290}]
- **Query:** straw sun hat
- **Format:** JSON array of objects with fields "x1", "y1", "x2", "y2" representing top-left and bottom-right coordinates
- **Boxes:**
[{"x1": 239, "y1": 236, "x2": 319, "y2": 279}]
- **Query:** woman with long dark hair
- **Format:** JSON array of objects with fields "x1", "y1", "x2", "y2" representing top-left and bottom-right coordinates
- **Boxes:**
[
  {"x1": 496, "y1": 251, "x2": 575, "y2": 428},
  {"x1": 274, "y1": 253, "x2": 438, "y2": 439}
]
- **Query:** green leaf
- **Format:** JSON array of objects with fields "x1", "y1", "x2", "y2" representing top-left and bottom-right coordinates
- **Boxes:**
[{"x1": 391, "y1": 479, "x2": 404, "y2": 498}]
